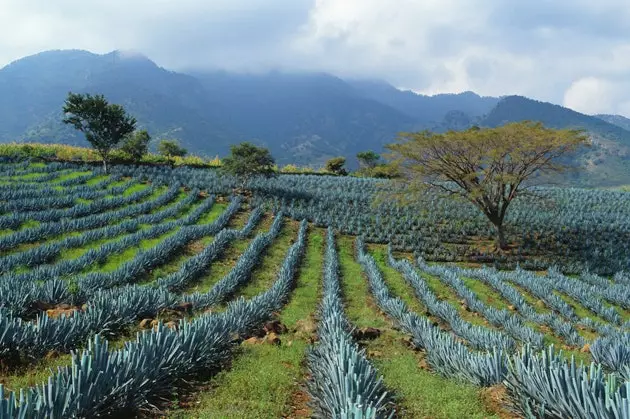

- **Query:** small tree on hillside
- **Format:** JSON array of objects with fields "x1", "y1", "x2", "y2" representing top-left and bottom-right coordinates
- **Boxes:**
[
  {"x1": 385, "y1": 121, "x2": 587, "y2": 249},
  {"x1": 62, "y1": 92, "x2": 136, "y2": 173},
  {"x1": 120, "y1": 130, "x2": 151, "y2": 163},
  {"x1": 357, "y1": 150, "x2": 381, "y2": 169},
  {"x1": 158, "y1": 139, "x2": 187, "y2": 166},
  {"x1": 221, "y1": 142, "x2": 275, "y2": 192},
  {"x1": 325, "y1": 157, "x2": 347, "y2": 176}
]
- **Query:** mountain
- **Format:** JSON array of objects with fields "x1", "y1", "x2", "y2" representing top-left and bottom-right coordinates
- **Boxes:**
[
  {"x1": 478, "y1": 96, "x2": 630, "y2": 185},
  {"x1": 348, "y1": 79, "x2": 499, "y2": 125},
  {"x1": 0, "y1": 50, "x2": 421, "y2": 167},
  {"x1": 595, "y1": 114, "x2": 630, "y2": 132},
  {"x1": 2, "y1": 49, "x2": 630, "y2": 184},
  {"x1": 191, "y1": 71, "x2": 419, "y2": 165},
  {"x1": 0, "y1": 49, "x2": 236, "y2": 154}
]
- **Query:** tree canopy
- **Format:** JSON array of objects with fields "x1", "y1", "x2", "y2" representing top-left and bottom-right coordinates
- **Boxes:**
[
  {"x1": 120, "y1": 130, "x2": 151, "y2": 162},
  {"x1": 325, "y1": 157, "x2": 347, "y2": 176},
  {"x1": 357, "y1": 150, "x2": 381, "y2": 168},
  {"x1": 158, "y1": 140, "x2": 187, "y2": 165},
  {"x1": 62, "y1": 92, "x2": 136, "y2": 172},
  {"x1": 221, "y1": 142, "x2": 275, "y2": 189},
  {"x1": 385, "y1": 121, "x2": 588, "y2": 249}
]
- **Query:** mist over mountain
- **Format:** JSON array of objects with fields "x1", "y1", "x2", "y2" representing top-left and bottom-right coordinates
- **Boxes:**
[{"x1": 2, "y1": 49, "x2": 630, "y2": 184}]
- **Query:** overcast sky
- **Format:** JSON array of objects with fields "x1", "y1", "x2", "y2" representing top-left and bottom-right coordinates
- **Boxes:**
[{"x1": 2, "y1": 0, "x2": 630, "y2": 116}]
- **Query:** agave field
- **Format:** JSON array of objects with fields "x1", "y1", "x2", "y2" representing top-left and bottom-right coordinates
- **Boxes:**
[{"x1": 0, "y1": 159, "x2": 629, "y2": 418}]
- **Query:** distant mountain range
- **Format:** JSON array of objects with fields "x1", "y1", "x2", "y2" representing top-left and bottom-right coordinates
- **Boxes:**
[{"x1": 1, "y1": 49, "x2": 630, "y2": 185}]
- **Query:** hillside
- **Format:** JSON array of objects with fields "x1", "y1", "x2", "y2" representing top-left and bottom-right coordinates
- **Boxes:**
[
  {"x1": 3, "y1": 50, "x2": 630, "y2": 184},
  {"x1": 348, "y1": 79, "x2": 499, "y2": 124},
  {"x1": 0, "y1": 160, "x2": 628, "y2": 417},
  {"x1": 0, "y1": 50, "x2": 418, "y2": 167},
  {"x1": 596, "y1": 114, "x2": 630, "y2": 131},
  {"x1": 479, "y1": 96, "x2": 630, "y2": 185}
]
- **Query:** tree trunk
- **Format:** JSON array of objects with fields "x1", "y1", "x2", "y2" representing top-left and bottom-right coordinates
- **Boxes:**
[
  {"x1": 102, "y1": 158, "x2": 108, "y2": 174},
  {"x1": 495, "y1": 223, "x2": 507, "y2": 250}
]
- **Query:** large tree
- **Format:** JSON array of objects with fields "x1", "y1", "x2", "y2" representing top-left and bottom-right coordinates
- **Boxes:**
[
  {"x1": 386, "y1": 121, "x2": 588, "y2": 249},
  {"x1": 221, "y1": 142, "x2": 275, "y2": 190},
  {"x1": 62, "y1": 92, "x2": 136, "y2": 173}
]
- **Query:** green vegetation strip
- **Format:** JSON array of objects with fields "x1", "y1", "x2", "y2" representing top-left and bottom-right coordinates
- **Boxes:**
[
  {"x1": 236, "y1": 220, "x2": 300, "y2": 299},
  {"x1": 170, "y1": 227, "x2": 324, "y2": 419},
  {"x1": 3, "y1": 181, "x2": 160, "y2": 255},
  {"x1": 82, "y1": 199, "x2": 220, "y2": 277},
  {"x1": 339, "y1": 236, "x2": 498, "y2": 419},
  {"x1": 184, "y1": 212, "x2": 271, "y2": 295}
]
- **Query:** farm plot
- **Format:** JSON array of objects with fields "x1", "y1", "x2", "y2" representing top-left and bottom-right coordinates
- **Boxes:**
[{"x1": 0, "y1": 161, "x2": 628, "y2": 418}]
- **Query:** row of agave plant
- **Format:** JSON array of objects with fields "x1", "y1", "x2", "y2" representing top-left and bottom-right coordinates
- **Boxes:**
[
  {"x1": 390, "y1": 252, "x2": 515, "y2": 352},
  {"x1": 441, "y1": 263, "x2": 587, "y2": 347},
  {"x1": 0, "y1": 161, "x2": 82, "y2": 183},
  {"x1": 0, "y1": 192, "x2": 232, "y2": 316},
  {"x1": 357, "y1": 238, "x2": 630, "y2": 418},
  {"x1": 2, "y1": 189, "x2": 206, "y2": 288},
  {"x1": 0, "y1": 219, "x2": 309, "y2": 417},
  {"x1": 0, "y1": 175, "x2": 133, "y2": 213},
  {"x1": 0, "y1": 183, "x2": 169, "y2": 253},
  {"x1": 74, "y1": 199, "x2": 255, "y2": 295},
  {"x1": 0, "y1": 184, "x2": 189, "y2": 273},
  {"x1": 0, "y1": 178, "x2": 158, "y2": 230},
  {"x1": 0, "y1": 207, "x2": 273, "y2": 365},
  {"x1": 546, "y1": 267, "x2": 630, "y2": 325},
  {"x1": 415, "y1": 259, "x2": 545, "y2": 348},
  {"x1": 307, "y1": 228, "x2": 394, "y2": 418},
  {"x1": 441, "y1": 263, "x2": 630, "y2": 378}
]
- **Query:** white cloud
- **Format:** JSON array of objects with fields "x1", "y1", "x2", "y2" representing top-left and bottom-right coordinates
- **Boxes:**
[{"x1": 563, "y1": 77, "x2": 630, "y2": 115}]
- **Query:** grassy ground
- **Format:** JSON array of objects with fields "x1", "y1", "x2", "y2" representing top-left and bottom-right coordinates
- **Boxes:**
[
  {"x1": 82, "y1": 198, "x2": 224, "y2": 278},
  {"x1": 169, "y1": 227, "x2": 324, "y2": 419},
  {"x1": 183, "y1": 212, "x2": 271, "y2": 295},
  {"x1": 417, "y1": 267, "x2": 497, "y2": 329},
  {"x1": 338, "y1": 236, "x2": 499, "y2": 419},
  {"x1": 57, "y1": 190, "x2": 192, "y2": 262},
  {"x1": 2, "y1": 183, "x2": 169, "y2": 257},
  {"x1": 236, "y1": 219, "x2": 300, "y2": 299},
  {"x1": 51, "y1": 171, "x2": 92, "y2": 183},
  {"x1": 143, "y1": 202, "x2": 229, "y2": 283}
]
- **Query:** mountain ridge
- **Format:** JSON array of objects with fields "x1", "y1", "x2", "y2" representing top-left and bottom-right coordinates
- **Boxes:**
[{"x1": 2, "y1": 49, "x2": 630, "y2": 184}]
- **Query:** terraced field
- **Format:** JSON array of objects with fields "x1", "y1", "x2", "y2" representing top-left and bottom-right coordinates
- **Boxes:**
[{"x1": 0, "y1": 161, "x2": 629, "y2": 418}]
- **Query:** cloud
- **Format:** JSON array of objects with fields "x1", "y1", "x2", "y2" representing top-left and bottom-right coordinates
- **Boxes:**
[
  {"x1": 2, "y1": 0, "x2": 630, "y2": 115},
  {"x1": 564, "y1": 78, "x2": 618, "y2": 114}
]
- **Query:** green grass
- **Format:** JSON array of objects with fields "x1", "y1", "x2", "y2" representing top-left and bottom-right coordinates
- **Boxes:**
[
  {"x1": 27, "y1": 162, "x2": 46, "y2": 168},
  {"x1": 553, "y1": 291, "x2": 608, "y2": 325},
  {"x1": 337, "y1": 236, "x2": 499, "y2": 419},
  {"x1": 461, "y1": 277, "x2": 510, "y2": 310},
  {"x1": 0, "y1": 354, "x2": 74, "y2": 393},
  {"x1": 183, "y1": 212, "x2": 270, "y2": 295},
  {"x1": 418, "y1": 269, "x2": 494, "y2": 328},
  {"x1": 236, "y1": 219, "x2": 300, "y2": 299},
  {"x1": 85, "y1": 174, "x2": 109, "y2": 186},
  {"x1": 19, "y1": 220, "x2": 40, "y2": 230},
  {"x1": 52, "y1": 171, "x2": 92, "y2": 183},
  {"x1": 369, "y1": 245, "x2": 425, "y2": 314},
  {"x1": 169, "y1": 227, "x2": 324, "y2": 419},
  {"x1": 508, "y1": 282, "x2": 551, "y2": 314},
  {"x1": 196, "y1": 202, "x2": 227, "y2": 224},
  {"x1": 121, "y1": 182, "x2": 149, "y2": 197}
]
